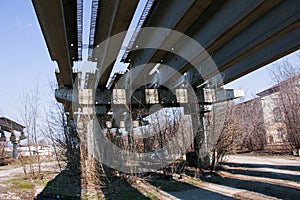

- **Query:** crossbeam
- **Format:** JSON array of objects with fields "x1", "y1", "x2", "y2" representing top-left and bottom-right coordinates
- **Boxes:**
[{"x1": 55, "y1": 87, "x2": 243, "y2": 115}]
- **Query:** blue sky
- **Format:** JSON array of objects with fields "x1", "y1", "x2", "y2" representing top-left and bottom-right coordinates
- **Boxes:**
[
  {"x1": 0, "y1": 1, "x2": 57, "y2": 121},
  {"x1": 225, "y1": 52, "x2": 300, "y2": 97},
  {"x1": 0, "y1": 0, "x2": 299, "y2": 122}
]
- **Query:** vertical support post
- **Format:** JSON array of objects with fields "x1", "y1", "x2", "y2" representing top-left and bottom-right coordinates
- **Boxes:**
[
  {"x1": 12, "y1": 142, "x2": 18, "y2": 158},
  {"x1": 190, "y1": 113, "x2": 201, "y2": 152},
  {"x1": 87, "y1": 117, "x2": 94, "y2": 159},
  {"x1": 125, "y1": 115, "x2": 134, "y2": 153},
  {"x1": 200, "y1": 112, "x2": 208, "y2": 154},
  {"x1": 10, "y1": 131, "x2": 19, "y2": 159},
  {"x1": 189, "y1": 87, "x2": 211, "y2": 168}
]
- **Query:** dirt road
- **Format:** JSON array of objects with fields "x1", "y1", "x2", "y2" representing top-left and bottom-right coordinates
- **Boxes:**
[{"x1": 0, "y1": 162, "x2": 57, "y2": 181}]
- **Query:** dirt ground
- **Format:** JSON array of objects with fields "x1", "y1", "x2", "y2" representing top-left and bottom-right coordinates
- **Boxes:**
[
  {"x1": 174, "y1": 154, "x2": 300, "y2": 200},
  {"x1": 99, "y1": 154, "x2": 300, "y2": 200},
  {"x1": 215, "y1": 154, "x2": 300, "y2": 199},
  {"x1": 0, "y1": 154, "x2": 299, "y2": 199},
  {"x1": 0, "y1": 162, "x2": 61, "y2": 200}
]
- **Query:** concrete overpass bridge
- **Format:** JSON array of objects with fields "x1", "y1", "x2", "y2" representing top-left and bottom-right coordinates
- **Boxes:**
[
  {"x1": 32, "y1": 0, "x2": 300, "y2": 170},
  {"x1": 121, "y1": 0, "x2": 300, "y2": 87}
]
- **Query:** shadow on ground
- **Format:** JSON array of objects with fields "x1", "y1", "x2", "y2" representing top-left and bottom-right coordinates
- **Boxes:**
[
  {"x1": 221, "y1": 166, "x2": 300, "y2": 182},
  {"x1": 144, "y1": 172, "x2": 233, "y2": 200},
  {"x1": 100, "y1": 177, "x2": 151, "y2": 200},
  {"x1": 222, "y1": 162, "x2": 300, "y2": 172},
  {"x1": 202, "y1": 173, "x2": 300, "y2": 200},
  {"x1": 35, "y1": 170, "x2": 81, "y2": 200}
]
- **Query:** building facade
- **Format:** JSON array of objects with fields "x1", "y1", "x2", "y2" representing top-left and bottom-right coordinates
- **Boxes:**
[{"x1": 239, "y1": 75, "x2": 300, "y2": 152}]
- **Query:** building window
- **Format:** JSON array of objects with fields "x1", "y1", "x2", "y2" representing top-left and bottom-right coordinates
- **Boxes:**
[
  {"x1": 269, "y1": 135, "x2": 274, "y2": 143},
  {"x1": 277, "y1": 128, "x2": 285, "y2": 139},
  {"x1": 273, "y1": 107, "x2": 283, "y2": 123}
]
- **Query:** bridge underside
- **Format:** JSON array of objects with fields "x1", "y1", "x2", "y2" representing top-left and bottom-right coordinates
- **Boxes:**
[
  {"x1": 32, "y1": 0, "x2": 82, "y2": 88},
  {"x1": 32, "y1": 0, "x2": 300, "y2": 114},
  {"x1": 123, "y1": 0, "x2": 300, "y2": 88},
  {"x1": 32, "y1": 0, "x2": 300, "y2": 171}
]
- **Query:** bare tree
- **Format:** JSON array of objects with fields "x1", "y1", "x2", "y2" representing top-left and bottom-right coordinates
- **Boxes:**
[
  {"x1": 45, "y1": 99, "x2": 81, "y2": 173},
  {"x1": 270, "y1": 58, "x2": 300, "y2": 149},
  {"x1": 19, "y1": 85, "x2": 43, "y2": 179},
  {"x1": 42, "y1": 101, "x2": 67, "y2": 171},
  {"x1": 205, "y1": 95, "x2": 266, "y2": 170},
  {"x1": 236, "y1": 99, "x2": 266, "y2": 151},
  {"x1": 206, "y1": 102, "x2": 236, "y2": 170}
]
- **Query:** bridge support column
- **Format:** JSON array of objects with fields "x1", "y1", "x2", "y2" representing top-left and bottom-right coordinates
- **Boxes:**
[
  {"x1": 190, "y1": 110, "x2": 209, "y2": 168},
  {"x1": 188, "y1": 86, "x2": 212, "y2": 168},
  {"x1": 12, "y1": 142, "x2": 18, "y2": 159}
]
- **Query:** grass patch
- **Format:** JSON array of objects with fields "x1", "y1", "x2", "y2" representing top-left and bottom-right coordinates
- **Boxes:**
[
  {"x1": 0, "y1": 171, "x2": 55, "y2": 191},
  {"x1": 11, "y1": 180, "x2": 35, "y2": 190},
  {"x1": 144, "y1": 191, "x2": 159, "y2": 200},
  {"x1": 1, "y1": 177, "x2": 44, "y2": 190},
  {"x1": 81, "y1": 194, "x2": 103, "y2": 199},
  {"x1": 186, "y1": 179, "x2": 202, "y2": 185}
]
